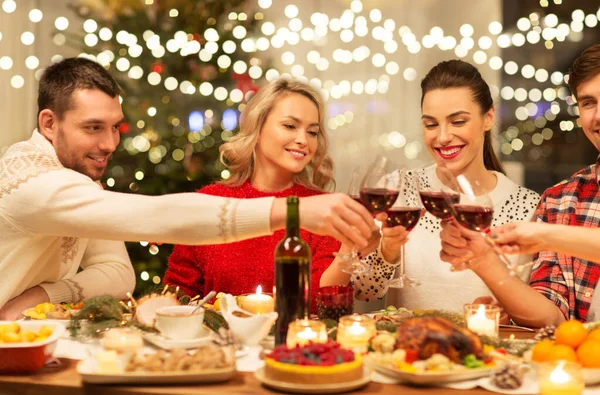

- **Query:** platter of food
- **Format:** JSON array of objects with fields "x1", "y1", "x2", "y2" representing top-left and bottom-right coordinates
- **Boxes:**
[
  {"x1": 22, "y1": 302, "x2": 83, "y2": 321},
  {"x1": 365, "y1": 316, "x2": 499, "y2": 385},
  {"x1": 77, "y1": 344, "x2": 236, "y2": 384}
]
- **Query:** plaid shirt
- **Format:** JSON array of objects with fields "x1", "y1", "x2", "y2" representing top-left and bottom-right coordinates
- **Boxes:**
[{"x1": 529, "y1": 156, "x2": 600, "y2": 322}]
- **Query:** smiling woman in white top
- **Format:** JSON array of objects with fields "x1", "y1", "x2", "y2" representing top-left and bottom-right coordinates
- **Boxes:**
[{"x1": 353, "y1": 60, "x2": 540, "y2": 313}]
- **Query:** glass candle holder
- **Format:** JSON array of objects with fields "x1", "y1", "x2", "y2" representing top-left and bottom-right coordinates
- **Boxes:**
[
  {"x1": 463, "y1": 304, "x2": 500, "y2": 337},
  {"x1": 238, "y1": 285, "x2": 275, "y2": 315},
  {"x1": 286, "y1": 319, "x2": 328, "y2": 348},
  {"x1": 538, "y1": 361, "x2": 584, "y2": 395},
  {"x1": 337, "y1": 314, "x2": 376, "y2": 354},
  {"x1": 317, "y1": 285, "x2": 354, "y2": 322},
  {"x1": 102, "y1": 328, "x2": 143, "y2": 354}
]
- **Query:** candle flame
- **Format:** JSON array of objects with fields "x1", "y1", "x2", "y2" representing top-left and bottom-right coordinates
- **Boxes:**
[
  {"x1": 549, "y1": 362, "x2": 570, "y2": 384},
  {"x1": 256, "y1": 285, "x2": 262, "y2": 295},
  {"x1": 509, "y1": 334, "x2": 515, "y2": 340},
  {"x1": 475, "y1": 304, "x2": 487, "y2": 318}
]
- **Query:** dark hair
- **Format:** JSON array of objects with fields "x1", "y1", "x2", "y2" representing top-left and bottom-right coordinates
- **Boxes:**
[
  {"x1": 37, "y1": 57, "x2": 122, "y2": 125},
  {"x1": 568, "y1": 44, "x2": 600, "y2": 100},
  {"x1": 420, "y1": 59, "x2": 505, "y2": 174}
]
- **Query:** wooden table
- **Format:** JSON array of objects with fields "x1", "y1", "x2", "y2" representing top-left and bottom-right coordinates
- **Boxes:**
[{"x1": 0, "y1": 328, "x2": 536, "y2": 395}]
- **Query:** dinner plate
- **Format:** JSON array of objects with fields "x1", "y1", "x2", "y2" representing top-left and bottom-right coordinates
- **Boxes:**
[
  {"x1": 365, "y1": 360, "x2": 494, "y2": 385},
  {"x1": 77, "y1": 357, "x2": 236, "y2": 384},
  {"x1": 254, "y1": 367, "x2": 371, "y2": 394},
  {"x1": 141, "y1": 327, "x2": 213, "y2": 350}
]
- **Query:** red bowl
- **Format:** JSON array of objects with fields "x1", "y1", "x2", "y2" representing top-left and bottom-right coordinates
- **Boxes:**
[{"x1": 0, "y1": 321, "x2": 65, "y2": 374}]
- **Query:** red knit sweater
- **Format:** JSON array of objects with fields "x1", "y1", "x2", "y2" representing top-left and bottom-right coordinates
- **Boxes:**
[{"x1": 163, "y1": 182, "x2": 341, "y2": 311}]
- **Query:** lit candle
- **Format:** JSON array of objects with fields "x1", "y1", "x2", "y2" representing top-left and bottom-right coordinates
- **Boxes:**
[
  {"x1": 287, "y1": 319, "x2": 328, "y2": 347},
  {"x1": 103, "y1": 328, "x2": 143, "y2": 354},
  {"x1": 337, "y1": 315, "x2": 376, "y2": 354},
  {"x1": 538, "y1": 361, "x2": 584, "y2": 395},
  {"x1": 465, "y1": 304, "x2": 499, "y2": 337},
  {"x1": 240, "y1": 285, "x2": 275, "y2": 315}
]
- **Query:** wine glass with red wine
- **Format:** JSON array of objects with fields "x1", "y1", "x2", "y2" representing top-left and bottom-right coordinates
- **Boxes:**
[
  {"x1": 359, "y1": 157, "x2": 402, "y2": 216},
  {"x1": 333, "y1": 168, "x2": 373, "y2": 275},
  {"x1": 382, "y1": 169, "x2": 423, "y2": 288},
  {"x1": 417, "y1": 170, "x2": 460, "y2": 222},
  {"x1": 444, "y1": 172, "x2": 519, "y2": 275}
]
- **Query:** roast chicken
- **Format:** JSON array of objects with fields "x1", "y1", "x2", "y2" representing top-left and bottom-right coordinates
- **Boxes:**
[{"x1": 395, "y1": 317, "x2": 484, "y2": 363}]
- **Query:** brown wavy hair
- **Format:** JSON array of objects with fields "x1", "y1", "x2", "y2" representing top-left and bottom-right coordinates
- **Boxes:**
[
  {"x1": 568, "y1": 43, "x2": 600, "y2": 100},
  {"x1": 219, "y1": 79, "x2": 335, "y2": 191},
  {"x1": 420, "y1": 60, "x2": 505, "y2": 174}
]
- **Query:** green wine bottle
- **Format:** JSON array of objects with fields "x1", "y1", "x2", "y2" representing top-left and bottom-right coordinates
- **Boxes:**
[{"x1": 274, "y1": 196, "x2": 311, "y2": 346}]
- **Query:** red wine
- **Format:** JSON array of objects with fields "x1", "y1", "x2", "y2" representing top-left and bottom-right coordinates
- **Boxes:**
[
  {"x1": 274, "y1": 197, "x2": 311, "y2": 346},
  {"x1": 385, "y1": 207, "x2": 422, "y2": 231},
  {"x1": 453, "y1": 204, "x2": 494, "y2": 232},
  {"x1": 419, "y1": 191, "x2": 460, "y2": 221},
  {"x1": 360, "y1": 188, "x2": 399, "y2": 213}
]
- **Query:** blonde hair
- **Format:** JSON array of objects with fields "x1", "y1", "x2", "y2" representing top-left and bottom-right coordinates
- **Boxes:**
[{"x1": 219, "y1": 79, "x2": 335, "y2": 191}]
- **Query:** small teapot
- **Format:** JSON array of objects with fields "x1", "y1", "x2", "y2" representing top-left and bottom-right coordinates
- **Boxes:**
[{"x1": 220, "y1": 294, "x2": 277, "y2": 346}]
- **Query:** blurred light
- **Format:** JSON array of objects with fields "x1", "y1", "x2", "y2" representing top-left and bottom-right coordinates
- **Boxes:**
[
  {"x1": 214, "y1": 87, "x2": 228, "y2": 101},
  {"x1": 511, "y1": 139, "x2": 524, "y2": 151},
  {"x1": 258, "y1": 0, "x2": 272, "y2": 9},
  {"x1": 282, "y1": 51, "x2": 295, "y2": 65},
  {"x1": 489, "y1": 21, "x2": 503, "y2": 35},
  {"x1": 386, "y1": 61, "x2": 400, "y2": 75},
  {"x1": 222, "y1": 109, "x2": 238, "y2": 130},
  {"x1": 147, "y1": 107, "x2": 157, "y2": 117},
  {"x1": 147, "y1": 71, "x2": 161, "y2": 85},
  {"x1": 403, "y1": 67, "x2": 417, "y2": 81},
  {"x1": 529, "y1": 89, "x2": 543, "y2": 102},
  {"x1": 489, "y1": 56, "x2": 503, "y2": 70},
  {"x1": 473, "y1": 51, "x2": 487, "y2": 64},
  {"x1": 128, "y1": 66, "x2": 143, "y2": 79},
  {"x1": 29, "y1": 9, "x2": 43, "y2": 22},
  {"x1": 10, "y1": 75, "x2": 24, "y2": 88},
  {"x1": 370, "y1": 9, "x2": 382, "y2": 22},
  {"x1": 535, "y1": 69, "x2": 549, "y2": 82},
  {"x1": 514, "y1": 88, "x2": 528, "y2": 102},
  {"x1": 585, "y1": 14, "x2": 598, "y2": 28},
  {"x1": 2, "y1": 0, "x2": 16, "y2": 13},
  {"x1": 460, "y1": 24, "x2": 474, "y2": 37},
  {"x1": 512, "y1": 33, "x2": 525, "y2": 46},
  {"x1": 285, "y1": 4, "x2": 299, "y2": 18},
  {"x1": 0, "y1": 56, "x2": 13, "y2": 70},
  {"x1": 55, "y1": 16, "x2": 69, "y2": 31},
  {"x1": 501, "y1": 87, "x2": 514, "y2": 100},
  {"x1": 140, "y1": 271, "x2": 149, "y2": 281},
  {"x1": 521, "y1": 64, "x2": 535, "y2": 79},
  {"x1": 189, "y1": 111, "x2": 204, "y2": 132},
  {"x1": 21, "y1": 32, "x2": 35, "y2": 45},
  {"x1": 84, "y1": 34, "x2": 98, "y2": 47},
  {"x1": 233, "y1": 25, "x2": 247, "y2": 39},
  {"x1": 249, "y1": 65, "x2": 263, "y2": 79},
  {"x1": 217, "y1": 54, "x2": 232, "y2": 69},
  {"x1": 83, "y1": 19, "x2": 98, "y2": 33},
  {"x1": 517, "y1": 17, "x2": 531, "y2": 31},
  {"x1": 497, "y1": 34, "x2": 511, "y2": 48},
  {"x1": 544, "y1": 14, "x2": 558, "y2": 27},
  {"x1": 204, "y1": 28, "x2": 219, "y2": 41},
  {"x1": 527, "y1": 31, "x2": 541, "y2": 44},
  {"x1": 478, "y1": 36, "x2": 492, "y2": 49},
  {"x1": 551, "y1": 71, "x2": 564, "y2": 85},
  {"x1": 99, "y1": 27, "x2": 113, "y2": 41},
  {"x1": 572, "y1": 9, "x2": 585, "y2": 21},
  {"x1": 372, "y1": 53, "x2": 386, "y2": 67},
  {"x1": 25, "y1": 56, "x2": 39, "y2": 70}
]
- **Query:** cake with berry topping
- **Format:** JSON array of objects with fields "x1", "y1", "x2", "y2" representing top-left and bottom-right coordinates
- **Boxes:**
[{"x1": 265, "y1": 341, "x2": 363, "y2": 384}]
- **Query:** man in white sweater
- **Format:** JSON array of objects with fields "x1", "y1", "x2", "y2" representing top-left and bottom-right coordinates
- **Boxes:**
[{"x1": 0, "y1": 58, "x2": 375, "y2": 319}]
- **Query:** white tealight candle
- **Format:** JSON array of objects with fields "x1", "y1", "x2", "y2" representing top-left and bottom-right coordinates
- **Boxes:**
[
  {"x1": 466, "y1": 304, "x2": 497, "y2": 336},
  {"x1": 348, "y1": 322, "x2": 366, "y2": 336},
  {"x1": 240, "y1": 285, "x2": 274, "y2": 315}
]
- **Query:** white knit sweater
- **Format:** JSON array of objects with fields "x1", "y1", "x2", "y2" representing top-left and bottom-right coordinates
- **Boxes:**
[
  {"x1": 0, "y1": 131, "x2": 275, "y2": 306},
  {"x1": 354, "y1": 164, "x2": 540, "y2": 313}
]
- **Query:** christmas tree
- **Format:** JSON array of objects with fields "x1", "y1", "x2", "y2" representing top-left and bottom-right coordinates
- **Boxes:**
[{"x1": 67, "y1": 0, "x2": 266, "y2": 295}]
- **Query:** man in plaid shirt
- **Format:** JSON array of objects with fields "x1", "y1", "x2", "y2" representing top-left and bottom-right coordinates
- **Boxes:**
[
  {"x1": 529, "y1": 162, "x2": 600, "y2": 322},
  {"x1": 439, "y1": 44, "x2": 600, "y2": 327},
  {"x1": 530, "y1": 43, "x2": 600, "y2": 323}
]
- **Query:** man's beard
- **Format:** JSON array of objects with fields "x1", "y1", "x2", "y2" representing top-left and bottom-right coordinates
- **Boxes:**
[{"x1": 55, "y1": 127, "x2": 105, "y2": 181}]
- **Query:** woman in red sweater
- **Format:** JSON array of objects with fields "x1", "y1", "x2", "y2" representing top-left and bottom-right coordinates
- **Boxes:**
[{"x1": 163, "y1": 79, "x2": 360, "y2": 310}]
